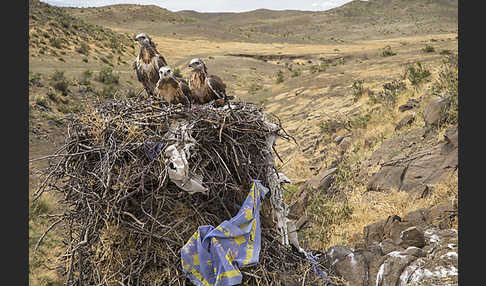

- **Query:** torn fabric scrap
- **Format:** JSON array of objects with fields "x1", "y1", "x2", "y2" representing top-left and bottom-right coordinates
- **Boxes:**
[
  {"x1": 181, "y1": 180, "x2": 269, "y2": 286},
  {"x1": 165, "y1": 144, "x2": 207, "y2": 194}
]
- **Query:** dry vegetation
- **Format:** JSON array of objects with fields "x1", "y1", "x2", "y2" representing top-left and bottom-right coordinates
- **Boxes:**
[
  {"x1": 29, "y1": 0, "x2": 458, "y2": 284},
  {"x1": 285, "y1": 53, "x2": 458, "y2": 250}
]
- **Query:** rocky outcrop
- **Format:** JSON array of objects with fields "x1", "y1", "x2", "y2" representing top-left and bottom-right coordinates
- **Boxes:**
[
  {"x1": 398, "y1": 98, "x2": 420, "y2": 112},
  {"x1": 366, "y1": 125, "x2": 457, "y2": 195},
  {"x1": 318, "y1": 205, "x2": 458, "y2": 286},
  {"x1": 305, "y1": 167, "x2": 338, "y2": 191}
]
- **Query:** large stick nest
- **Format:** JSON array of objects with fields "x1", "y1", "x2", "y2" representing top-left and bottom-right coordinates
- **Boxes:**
[{"x1": 33, "y1": 98, "x2": 341, "y2": 286}]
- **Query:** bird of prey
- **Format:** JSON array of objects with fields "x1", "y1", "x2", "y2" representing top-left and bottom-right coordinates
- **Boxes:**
[
  {"x1": 187, "y1": 58, "x2": 233, "y2": 106},
  {"x1": 154, "y1": 66, "x2": 195, "y2": 106},
  {"x1": 133, "y1": 33, "x2": 168, "y2": 97}
]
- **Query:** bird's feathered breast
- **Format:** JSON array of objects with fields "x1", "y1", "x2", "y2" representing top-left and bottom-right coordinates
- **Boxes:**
[
  {"x1": 189, "y1": 70, "x2": 206, "y2": 91},
  {"x1": 135, "y1": 46, "x2": 167, "y2": 93}
]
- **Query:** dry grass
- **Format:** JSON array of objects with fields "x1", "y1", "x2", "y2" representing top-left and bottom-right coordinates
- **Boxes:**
[{"x1": 294, "y1": 53, "x2": 458, "y2": 250}]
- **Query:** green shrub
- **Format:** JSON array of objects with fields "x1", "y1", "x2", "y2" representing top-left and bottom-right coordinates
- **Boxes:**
[
  {"x1": 52, "y1": 80, "x2": 69, "y2": 95},
  {"x1": 47, "y1": 90, "x2": 58, "y2": 102},
  {"x1": 422, "y1": 44, "x2": 435, "y2": 53},
  {"x1": 381, "y1": 45, "x2": 396, "y2": 57},
  {"x1": 352, "y1": 79, "x2": 365, "y2": 102},
  {"x1": 310, "y1": 63, "x2": 327, "y2": 73},
  {"x1": 291, "y1": 69, "x2": 301, "y2": 77},
  {"x1": 406, "y1": 62, "x2": 431, "y2": 87},
  {"x1": 305, "y1": 193, "x2": 353, "y2": 247},
  {"x1": 35, "y1": 96, "x2": 49, "y2": 109},
  {"x1": 368, "y1": 80, "x2": 406, "y2": 107},
  {"x1": 173, "y1": 67, "x2": 182, "y2": 78},
  {"x1": 275, "y1": 70, "x2": 284, "y2": 83},
  {"x1": 96, "y1": 85, "x2": 118, "y2": 98},
  {"x1": 51, "y1": 70, "x2": 65, "y2": 81},
  {"x1": 434, "y1": 54, "x2": 458, "y2": 125},
  {"x1": 96, "y1": 66, "x2": 119, "y2": 85},
  {"x1": 80, "y1": 70, "x2": 93, "y2": 85},
  {"x1": 50, "y1": 38, "x2": 63, "y2": 49},
  {"x1": 319, "y1": 117, "x2": 351, "y2": 135},
  {"x1": 76, "y1": 42, "x2": 90, "y2": 55},
  {"x1": 439, "y1": 49, "x2": 452, "y2": 55},
  {"x1": 58, "y1": 103, "x2": 83, "y2": 114},
  {"x1": 127, "y1": 88, "x2": 137, "y2": 98},
  {"x1": 248, "y1": 82, "x2": 262, "y2": 95},
  {"x1": 350, "y1": 112, "x2": 371, "y2": 129},
  {"x1": 29, "y1": 72, "x2": 42, "y2": 87}
]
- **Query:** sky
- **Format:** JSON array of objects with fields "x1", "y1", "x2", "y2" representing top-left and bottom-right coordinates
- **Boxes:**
[{"x1": 40, "y1": 0, "x2": 358, "y2": 12}]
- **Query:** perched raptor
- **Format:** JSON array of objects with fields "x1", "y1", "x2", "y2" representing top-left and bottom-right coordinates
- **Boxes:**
[
  {"x1": 188, "y1": 58, "x2": 233, "y2": 106},
  {"x1": 133, "y1": 33, "x2": 168, "y2": 97},
  {"x1": 154, "y1": 66, "x2": 195, "y2": 106}
]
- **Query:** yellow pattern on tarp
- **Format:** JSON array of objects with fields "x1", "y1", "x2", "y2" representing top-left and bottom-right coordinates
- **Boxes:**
[
  {"x1": 216, "y1": 269, "x2": 241, "y2": 282},
  {"x1": 232, "y1": 235, "x2": 246, "y2": 245}
]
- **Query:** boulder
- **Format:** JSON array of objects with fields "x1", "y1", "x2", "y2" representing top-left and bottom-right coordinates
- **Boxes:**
[
  {"x1": 324, "y1": 245, "x2": 354, "y2": 268},
  {"x1": 367, "y1": 165, "x2": 407, "y2": 192},
  {"x1": 322, "y1": 225, "x2": 457, "y2": 286},
  {"x1": 334, "y1": 135, "x2": 345, "y2": 145},
  {"x1": 304, "y1": 167, "x2": 338, "y2": 191},
  {"x1": 395, "y1": 113, "x2": 415, "y2": 131},
  {"x1": 366, "y1": 125, "x2": 457, "y2": 194},
  {"x1": 379, "y1": 238, "x2": 404, "y2": 255},
  {"x1": 423, "y1": 96, "x2": 452, "y2": 126},
  {"x1": 363, "y1": 220, "x2": 386, "y2": 247},
  {"x1": 334, "y1": 251, "x2": 369, "y2": 286},
  {"x1": 398, "y1": 226, "x2": 426, "y2": 248},
  {"x1": 398, "y1": 98, "x2": 420, "y2": 112},
  {"x1": 375, "y1": 250, "x2": 420, "y2": 286}
]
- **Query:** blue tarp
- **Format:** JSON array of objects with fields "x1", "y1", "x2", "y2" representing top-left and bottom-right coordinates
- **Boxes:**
[{"x1": 181, "y1": 180, "x2": 268, "y2": 286}]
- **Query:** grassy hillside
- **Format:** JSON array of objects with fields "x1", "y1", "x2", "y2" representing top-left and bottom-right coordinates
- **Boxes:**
[
  {"x1": 29, "y1": 0, "x2": 136, "y2": 64},
  {"x1": 67, "y1": 0, "x2": 458, "y2": 44}
]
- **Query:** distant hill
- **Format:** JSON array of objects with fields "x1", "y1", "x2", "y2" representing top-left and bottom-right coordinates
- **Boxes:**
[
  {"x1": 65, "y1": 0, "x2": 458, "y2": 44},
  {"x1": 67, "y1": 4, "x2": 192, "y2": 26}
]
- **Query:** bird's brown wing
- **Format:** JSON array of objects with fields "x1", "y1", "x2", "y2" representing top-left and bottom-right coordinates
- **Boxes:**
[
  {"x1": 206, "y1": 75, "x2": 227, "y2": 99},
  {"x1": 157, "y1": 54, "x2": 167, "y2": 68},
  {"x1": 133, "y1": 59, "x2": 143, "y2": 82},
  {"x1": 179, "y1": 80, "x2": 192, "y2": 98}
]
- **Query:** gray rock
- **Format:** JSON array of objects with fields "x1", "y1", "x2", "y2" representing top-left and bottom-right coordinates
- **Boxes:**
[
  {"x1": 363, "y1": 220, "x2": 386, "y2": 247},
  {"x1": 399, "y1": 227, "x2": 426, "y2": 248},
  {"x1": 398, "y1": 98, "x2": 420, "y2": 112},
  {"x1": 334, "y1": 135, "x2": 345, "y2": 144},
  {"x1": 423, "y1": 96, "x2": 452, "y2": 126},
  {"x1": 334, "y1": 252, "x2": 369, "y2": 286},
  {"x1": 366, "y1": 126, "x2": 457, "y2": 194},
  {"x1": 379, "y1": 238, "x2": 404, "y2": 255},
  {"x1": 375, "y1": 250, "x2": 418, "y2": 286},
  {"x1": 395, "y1": 113, "x2": 415, "y2": 131},
  {"x1": 304, "y1": 167, "x2": 338, "y2": 191},
  {"x1": 402, "y1": 246, "x2": 426, "y2": 258},
  {"x1": 326, "y1": 245, "x2": 353, "y2": 268}
]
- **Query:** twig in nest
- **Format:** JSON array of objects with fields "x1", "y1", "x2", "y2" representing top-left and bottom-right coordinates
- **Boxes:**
[{"x1": 33, "y1": 218, "x2": 63, "y2": 255}]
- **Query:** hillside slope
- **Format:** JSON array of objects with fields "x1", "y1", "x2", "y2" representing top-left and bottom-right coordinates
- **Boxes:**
[{"x1": 66, "y1": 0, "x2": 458, "y2": 44}]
